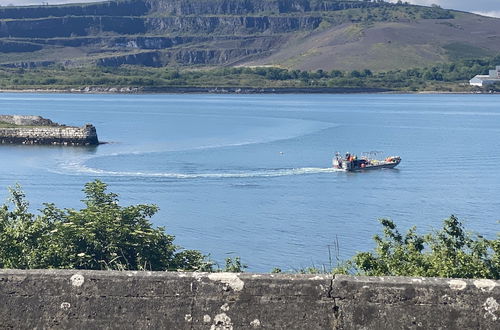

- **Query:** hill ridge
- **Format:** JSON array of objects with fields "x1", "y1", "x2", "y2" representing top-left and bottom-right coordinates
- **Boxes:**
[{"x1": 0, "y1": 0, "x2": 499, "y2": 71}]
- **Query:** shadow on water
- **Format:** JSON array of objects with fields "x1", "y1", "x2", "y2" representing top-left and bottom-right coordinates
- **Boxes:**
[
  {"x1": 0, "y1": 143, "x2": 100, "y2": 155},
  {"x1": 344, "y1": 168, "x2": 401, "y2": 175}
]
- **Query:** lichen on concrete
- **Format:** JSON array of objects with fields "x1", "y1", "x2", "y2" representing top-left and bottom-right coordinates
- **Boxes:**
[
  {"x1": 70, "y1": 274, "x2": 85, "y2": 287},
  {"x1": 448, "y1": 279, "x2": 467, "y2": 290},
  {"x1": 483, "y1": 297, "x2": 499, "y2": 321},
  {"x1": 207, "y1": 273, "x2": 245, "y2": 291},
  {"x1": 474, "y1": 279, "x2": 497, "y2": 292},
  {"x1": 210, "y1": 313, "x2": 233, "y2": 330}
]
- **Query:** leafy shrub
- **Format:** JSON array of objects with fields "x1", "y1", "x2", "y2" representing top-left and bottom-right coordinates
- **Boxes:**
[
  {"x1": 0, "y1": 180, "x2": 212, "y2": 271},
  {"x1": 223, "y1": 257, "x2": 248, "y2": 272},
  {"x1": 335, "y1": 216, "x2": 499, "y2": 279}
]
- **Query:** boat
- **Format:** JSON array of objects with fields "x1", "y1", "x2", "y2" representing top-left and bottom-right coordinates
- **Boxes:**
[{"x1": 333, "y1": 151, "x2": 401, "y2": 171}]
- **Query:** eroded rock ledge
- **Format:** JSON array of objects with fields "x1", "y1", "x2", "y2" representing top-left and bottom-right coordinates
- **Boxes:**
[
  {"x1": 0, "y1": 270, "x2": 498, "y2": 329},
  {"x1": 0, "y1": 115, "x2": 99, "y2": 146}
]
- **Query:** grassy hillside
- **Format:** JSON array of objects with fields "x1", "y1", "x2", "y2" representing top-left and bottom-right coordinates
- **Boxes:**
[{"x1": 242, "y1": 11, "x2": 500, "y2": 71}]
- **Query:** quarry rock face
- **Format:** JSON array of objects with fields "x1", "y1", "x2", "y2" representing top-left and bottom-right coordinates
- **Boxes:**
[
  {"x1": 0, "y1": 0, "x2": 499, "y2": 70},
  {"x1": 0, "y1": 0, "x2": 426, "y2": 69},
  {"x1": 0, "y1": 0, "x2": 380, "y2": 19}
]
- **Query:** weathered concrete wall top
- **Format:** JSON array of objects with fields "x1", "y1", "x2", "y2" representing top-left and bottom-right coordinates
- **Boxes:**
[{"x1": 0, "y1": 270, "x2": 498, "y2": 329}]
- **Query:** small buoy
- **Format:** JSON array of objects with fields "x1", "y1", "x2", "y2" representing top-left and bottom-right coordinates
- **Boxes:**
[{"x1": 279, "y1": 151, "x2": 284, "y2": 155}]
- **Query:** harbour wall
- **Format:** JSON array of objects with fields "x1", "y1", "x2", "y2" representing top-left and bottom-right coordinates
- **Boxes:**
[
  {"x1": 0, "y1": 270, "x2": 498, "y2": 329},
  {"x1": 0, "y1": 125, "x2": 98, "y2": 146},
  {"x1": 0, "y1": 115, "x2": 98, "y2": 145}
]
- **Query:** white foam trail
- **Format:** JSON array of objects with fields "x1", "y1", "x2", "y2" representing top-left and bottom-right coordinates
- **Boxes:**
[{"x1": 55, "y1": 162, "x2": 342, "y2": 179}]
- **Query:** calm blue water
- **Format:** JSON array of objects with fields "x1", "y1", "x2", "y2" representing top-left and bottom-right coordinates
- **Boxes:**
[{"x1": 1, "y1": 93, "x2": 499, "y2": 271}]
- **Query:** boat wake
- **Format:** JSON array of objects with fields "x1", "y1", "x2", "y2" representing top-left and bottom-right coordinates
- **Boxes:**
[{"x1": 55, "y1": 162, "x2": 342, "y2": 179}]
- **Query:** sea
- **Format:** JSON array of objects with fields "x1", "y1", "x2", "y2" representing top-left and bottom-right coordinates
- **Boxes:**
[{"x1": 0, "y1": 93, "x2": 499, "y2": 272}]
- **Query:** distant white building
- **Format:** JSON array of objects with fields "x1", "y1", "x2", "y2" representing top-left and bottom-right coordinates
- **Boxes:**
[{"x1": 470, "y1": 66, "x2": 500, "y2": 86}]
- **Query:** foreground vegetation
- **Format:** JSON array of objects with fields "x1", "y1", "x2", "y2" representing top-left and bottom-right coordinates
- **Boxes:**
[
  {"x1": 1, "y1": 55, "x2": 499, "y2": 92},
  {"x1": 0, "y1": 181, "x2": 498, "y2": 278},
  {"x1": 333, "y1": 216, "x2": 499, "y2": 279},
  {"x1": 0, "y1": 180, "x2": 215, "y2": 271}
]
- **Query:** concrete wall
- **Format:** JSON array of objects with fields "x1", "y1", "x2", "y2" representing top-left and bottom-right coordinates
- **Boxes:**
[{"x1": 0, "y1": 270, "x2": 498, "y2": 329}]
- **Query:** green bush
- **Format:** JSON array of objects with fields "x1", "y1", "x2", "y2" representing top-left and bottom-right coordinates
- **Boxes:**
[
  {"x1": 0, "y1": 180, "x2": 212, "y2": 271},
  {"x1": 335, "y1": 216, "x2": 499, "y2": 279}
]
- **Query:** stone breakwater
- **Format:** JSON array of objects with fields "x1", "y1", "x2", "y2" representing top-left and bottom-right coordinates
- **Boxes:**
[{"x1": 0, "y1": 115, "x2": 98, "y2": 146}]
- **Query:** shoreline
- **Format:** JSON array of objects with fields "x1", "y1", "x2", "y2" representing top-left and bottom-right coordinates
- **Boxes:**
[
  {"x1": 0, "y1": 86, "x2": 392, "y2": 94},
  {"x1": 0, "y1": 87, "x2": 495, "y2": 95}
]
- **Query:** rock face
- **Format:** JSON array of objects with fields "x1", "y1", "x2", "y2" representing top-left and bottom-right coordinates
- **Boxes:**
[
  {"x1": 0, "y1": 0, "x2": 380, "y2": 19},
  {"x1": 0, "y1": 0, "x2": 498, "y2": 70},
  {"x1": 0, "y1": 270, "x2": 498, "y2": 329},
  {"x1": 0, "y1": 1, "x2": 415, "y2": 69},
  {"x1": 0, "y1": 115, "x2": 99, "y2": 146}
]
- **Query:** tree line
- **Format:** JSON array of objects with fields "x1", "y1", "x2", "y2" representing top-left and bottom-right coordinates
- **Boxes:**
[{"x1": 0, "y1": 55, "x2": 498, "y2": 92}]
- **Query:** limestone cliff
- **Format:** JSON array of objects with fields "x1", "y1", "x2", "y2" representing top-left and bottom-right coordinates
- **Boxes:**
[{"x1": 0, "y1": 0, "x2": 499, "y2": 71}]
